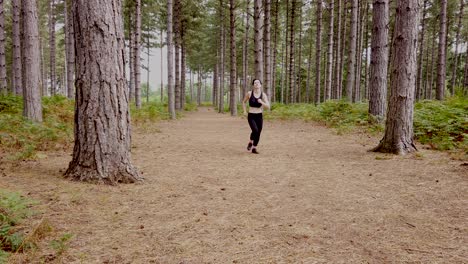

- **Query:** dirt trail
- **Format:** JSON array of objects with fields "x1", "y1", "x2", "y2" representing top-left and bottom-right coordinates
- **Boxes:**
[{"x1": 1, "y1": 107, "x2": 467, "y2": 263}]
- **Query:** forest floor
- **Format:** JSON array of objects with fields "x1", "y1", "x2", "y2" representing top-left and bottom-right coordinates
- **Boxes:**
[{"x1": 1, "y1": 107, "x2": 467, "y2": 263}]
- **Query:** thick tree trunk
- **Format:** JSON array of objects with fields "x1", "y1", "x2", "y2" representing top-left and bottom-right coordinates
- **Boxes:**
[
  {"x1": 12, "y1": 0, "x2": 22, "y2": 95},
  {"x1": 332, "y1": 0, "x2": 342, "y2": 99},
  {"x1": 242, "y1": 0, "x2": 250, "y2": 100},
  {"x1": 363, "y1": 1, "x2": 370, "y2": 100},
  {"x1": 167, "y1": 0, "x2": 176, "y2": 119},
  {"x1": 66, "y1": 0, "x2": 141, "y2": 184},
  {"x1": 353, "y1": 0, "x2": 365, "y2": 103},
  {"x1": 263, "y1": 0, "x2": 271, "y2": 96},
  {"x1": 22, "y1": 0, "x2": 43, "y2": 122},
  {"x1": 427, "y1": 30, "x2": 436, "y2": 100},
  {"x1": 450, "y1": 0, "x2": 464, "y2": 95},
  {"x1": 314, "y1": 0, "x2": 322, "y2": 104},
  {"x1": 373, "y1": 0, "x2": 419, "y2": 155},
  {"x1": 416, "y1": 0, "x2": 428, "y2": 100},
  {"x1": 345, "y1": 0, "x2": 357, "y2": 101},
  {"x1": 436, "y1": 0, "x2": 447, "y2": 100},
  {"x1": 288, "y1": 0, "x2": 296, "y2": 104},
  {"x1": 65, "y1": 0, "x2": 75, "y2": 99},
  {"x1": 219, "y1": 0, "x2": 226, "y2": 113},
  {"x1": 271, "y1": 0, "x2": 279, "y2": 102},
  {"x1": 230, "y1": 0, "x2": 237, "y2": 116},
  {"x1": 306, "y1": 31, "x2": 313, "y2": 103},
  {"x1": 197, "y1": 68, "x2": 201, "y2": 106},
  {"x1": 129, "y1": 20, "x2": 135, "y2": 101},
  {"x1": 0, "y1": 0, "x2": 6, "y2": 94},
  {"x1": 181, "y1": 41, "x2": 186, "y2": 109},
  {"x1": 49, "y1": 0, "x2": 57, "y2": 95},
  {"x1": 254, "y1": 0, "x2": 263, "y2": 81},
  {"x1": 338, "y1": 0, "x2": 348, "y2": 99},
  {"x1": 174, "y1": 0, "x2": 181, "y2": 110},
  {"x1": 134, "y1": 0, "x2": 142, "y2": 108},
  {"x1": 160, "y1": 29, "x2": 164, "y2": 103},
  {"x1": 368, "y1": 0, "x2": 389, "y2": 123},
  {"x1": 325, "y1": 0, "x2": 334, "y2": 101}
]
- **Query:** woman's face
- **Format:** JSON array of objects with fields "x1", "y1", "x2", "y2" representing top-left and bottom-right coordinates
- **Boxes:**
[{"x1": 253, "y1": 80, "x2": 261, "y2": 89}]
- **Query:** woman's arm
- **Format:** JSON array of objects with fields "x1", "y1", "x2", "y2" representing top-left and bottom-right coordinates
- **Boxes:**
[
  {"x1": 258, "y1": 93, "x2": 270, "y2": 109},
  {"x1": 242, "y1": 91, "x2": 250, "y2": 115}
]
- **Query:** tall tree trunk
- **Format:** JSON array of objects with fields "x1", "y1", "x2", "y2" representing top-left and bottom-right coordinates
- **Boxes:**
[
  {"x1": 129, "y1": 18, "x2": 135, "y2": 101},
  {"x1": 0, "y1": 0, "x2": 6, "y2": 94},
  {"x1": 49, "y1": 0, "x2": 56, "y2": 95},
  {"x1": 333, "y1": 0, "x2": 342, "y2": 99},
  {"x1": 338, "y1": 0, "x2": 349, "y2": 99},
  {"x1": 296, "y1": 3, "x2": 303, "y2": 103},
  {"x1": 160, "y1": 29, "x2": 164, "y2": 102},
  {"x1": 280, "y1": 26, "x2": 286, "y2": 104},
  {"x1": 146, "y1": 34, "x2": 150, "y2": 103},
  {"x1": 263, "y1": 0, "x2": 271, "y2": 97},
  {"x1": 314, "y1": 0, "x2": 322, "y2": 104},
  {"x1": 134, "y1": 0, "x2": 142, "y2": 108},
  {"x1": 325, "y1": 0, "x2": 334, "y2": 101},
  {"x1": 66, "y1": 0, "x2": 141, "y2": 184},
  {"x1": 189, "y1": 69, "x2": 193, "y2": 102},
  {"x1": 436, "y1": 0, "x2": 447, "y2": 100},
  {"x1": 345, "y1": 0, "x2": 357, "y2": 101},
  {"x1": 167, "y1": 0, "x2": 176, "y2": 119},
  {"x1": 416, "y1": 0, "x2": 428, "y2": 100},
  {"x1": 230, "y1": 0, "x2": 237, "y2": 116},
  {"x1": 180, "y1": 20, "x2": 186, "y2": 109},
  {"x1": 174, "y1": 0, "x2": 181, "y2": 109},
  {"x1": 450, "y1": 0, "x2": 464, "y2": 95},
  {"x1": 22, "y1": 0, "x2": 43, "y2": 121},
  {"x1": 306, "y1": 28, "x2": 313, "y2": 103},
  {"x1": 242, "y1": 0, "x2": 250, "y2": 99},
  {"x1": 288, "y1": 0, "x2": 296, "y2": 104},
  {"x1": 363, "y1": 1, "x2": 370, "y2": 100},
  {"x1": 282, "y1": 0, "x2": 289, "y2": 104},
  {"x1": 254, "y1": 0, "x2": 263, "y2": 81},
  {"x1": 354, "y1": 0, "x2": 365, "y2": 103},
  {"x1": 368, "y1": 0, "x2": 389, "y2": 122},
  {"x1": 213, "y1": 63, "x2": 218, "y2": 106},
  {"x1": 12, "y1": 0, "x2": 22, "y2": 95},
  {"x1": 197, "y1": 67, "x2": 201, "y2": 106},
  {"x1": 65, "y1": 0, "x2": 74, "y2": 99},
  {"x1": 428, "y1": 28, "x2": 436, "y2": 100},
  {"x1": 373, "y1": 0, "x2": 419, "y2": 155},
  {"x1": 219, "y1": 0, "x2": 225, "y2": 113},
  {"x1": 463, "y1": 47, "x2": 468, "y2": 93},
  {"x1": 271, "y1": 0, "x2": 279, "y2": 102}
]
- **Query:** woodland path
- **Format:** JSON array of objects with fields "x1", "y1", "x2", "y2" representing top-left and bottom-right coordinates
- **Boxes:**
[{"x1": 2, "y1": 107, "x2": 467, "y2": 263}]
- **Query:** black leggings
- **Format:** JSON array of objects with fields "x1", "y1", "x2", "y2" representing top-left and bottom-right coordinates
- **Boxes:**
[{"x1": 248, "y1": 113, "x2": 263, "y2": 146}]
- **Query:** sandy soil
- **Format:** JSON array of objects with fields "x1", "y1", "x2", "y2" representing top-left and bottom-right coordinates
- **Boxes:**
[{"x1": 1, "y1": 107, "x2": 467, "y2": 263}]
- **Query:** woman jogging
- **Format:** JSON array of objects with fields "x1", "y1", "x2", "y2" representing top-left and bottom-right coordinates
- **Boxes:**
[{"x1": 242, "y1": 79, "x2": 270, "y2": 154}]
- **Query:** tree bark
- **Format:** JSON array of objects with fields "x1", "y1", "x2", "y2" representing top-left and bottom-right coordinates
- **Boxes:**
[
  {"x1": 197, "y1": 67, "x2": 201, "y2": 106},
  {"x1": 65, "y1": 0, "x2": 75, "y2": 99},
  {"x1": 271, "y1": 0, "x2": 279, "y2": 102},
  {"x1": 325, "y1": 0, "x2": 334, "y2": 101},
  {"x1": 368, "y1": 0, "x2": 389, "y2": 123},
  {"x1": 314, "y1": 0, "x2": 322, "y2": 104},
  {"x1": 254, "y1": 0, "x2": 263, "y2": 81},
  {"x1": 288, "y1": 0, "x2": 296, "y2": 104},
  {"x1": 134, "y1": 0, "x2": 142, "y2": 108},
  {"x1": 129, "y1": 16, "x2": 135, "y2": 101},
  {"x1": 160, "y1": 29, "x2": 164, "y2": 103},
  {"x1": 427, "y1": 28, "x2": 436, "y2": 100},
  {"x1": 219, "y1": 0, "x2": 225, "y2": 113},
  {"x1": 167, "y1": 0, "x2": 176, "y2": 119},
  {"x1": 12, "y1": 0, "x2": 22, "y2": 95},
  {"x1": 0, "y1": 0, "x2": 6, "y2": 94},
  {"x1": 230, "y1": 0, "x2": 237, "y2": 116},
  {"x1": 49, "y1": 0, "x2": 57, "y2": 95},
  {"x1": 174, "y1": 0, "x2": 181, "y2": 110},
  {"x1": 338, "y1": 0, "x2": 348, "y2": 99},
  {"x1": 373, "y1": 0, "x2": 419, "y2": 155},
  {"x1": 450, "y1": 0, "x2": 464, "y2": 95},
  {"x1": 332, "y1": 0, "x2": 341, "y2": 99},
  {"x1": 415, "y1": 0, "x2": 428, "y2": 101},
  {"x1": 22, "y1": 0, "x2": 42, "y2": 121},
  {"x1": 66, "y1": 0, "x2": 141, "y2": 183},
  {"x1": 181, "y1": 39, "x2": 186, "y2": 110},
  {"x1": 242, "y1": 0, "x2": 250, "y2": 100},
  {"x1": 263, "y1": 0, "x2": 271, "y2": 97},
  {"x1": 436, "y1": 0, "x2": 447, "y2": 100},
  {"x1": 345, "y1": 0, "x2": 357, "y2": 101}
]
